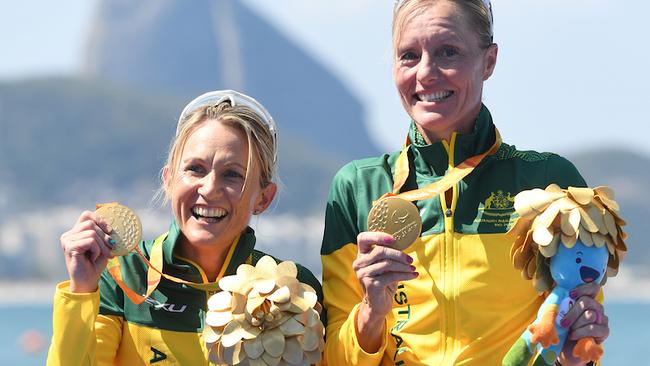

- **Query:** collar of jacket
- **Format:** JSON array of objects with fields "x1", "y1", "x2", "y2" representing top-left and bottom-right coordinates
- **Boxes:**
[
  {"x1": 161, "y1": 219, "x2": 257, "y2": 277},
  {"x1": 407, "y1": 103, "x2": 497, "y2": 177}
]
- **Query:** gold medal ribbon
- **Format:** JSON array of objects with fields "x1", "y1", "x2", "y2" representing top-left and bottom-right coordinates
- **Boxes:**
[
  {"x1": 107, "y1": 232, "x2": 239, "y2": 305},
  {"x1": 384, "y1": 128, "x2": 502, "y2": 202}
]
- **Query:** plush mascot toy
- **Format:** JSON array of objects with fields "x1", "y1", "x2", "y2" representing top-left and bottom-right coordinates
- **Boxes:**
[{"x1": 502, "y1": 184, "x2": 627, "y2": 366}]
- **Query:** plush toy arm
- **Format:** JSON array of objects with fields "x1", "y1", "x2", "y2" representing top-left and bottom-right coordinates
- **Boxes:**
[
  {"x1": 529, "y1": 304, "x2": 560, "y2": 348},
  {"x1": 572, "y1": 337, "x2": 603, "y2": 363}
]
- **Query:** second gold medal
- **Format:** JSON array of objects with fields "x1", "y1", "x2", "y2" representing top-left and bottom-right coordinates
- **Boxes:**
[{"x1": 367, "y1": 196, "x2": 422, "y2": 251}]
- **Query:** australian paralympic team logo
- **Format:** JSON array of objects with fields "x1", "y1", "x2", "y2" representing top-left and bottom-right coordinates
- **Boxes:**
[
  {"x1": 479, "y1": 190, "x2": 517, "y2": 229},
  {"x1": 484, "y1": 190, "x2": 515, "y2": 210}
]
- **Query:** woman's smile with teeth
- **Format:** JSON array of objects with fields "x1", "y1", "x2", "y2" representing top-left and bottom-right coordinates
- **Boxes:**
[
  {"x1": 416, "y1": 90, "x2": 454, "y2": 102},
  {"x1": 192, "y1": 206, "x2": 227, "y2": 221}
]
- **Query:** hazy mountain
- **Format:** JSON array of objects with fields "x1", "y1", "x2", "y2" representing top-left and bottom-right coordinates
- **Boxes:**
[
  {"x1": 84, "y1": 0, "x2": 379, "y2": 162},
  {"x1": 1, "y1": 0, "x2": 380, "y2": 280}
]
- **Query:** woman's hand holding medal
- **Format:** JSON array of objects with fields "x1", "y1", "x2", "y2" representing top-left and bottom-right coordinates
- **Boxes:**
[
  {"x1": 60, "y1": 203, "x2": 141, "y2": 293},
  {"x1": 354, "y1": 232, "x2": 418, "y2": 312},
  {"x1": 60, "y1": 211, "x2": 115, "y2": 293},
  {"x1": 352, "y1": 197, "x2": 421, "y2": 353}
]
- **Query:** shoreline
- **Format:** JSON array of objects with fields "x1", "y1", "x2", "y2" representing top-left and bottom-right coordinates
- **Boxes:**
[
  {"x1": 2, "y1": 275, "x2": 650, "y2": 305},
  {"x1": 0, "y1": 281, "x2": 57, "y2": 305}
]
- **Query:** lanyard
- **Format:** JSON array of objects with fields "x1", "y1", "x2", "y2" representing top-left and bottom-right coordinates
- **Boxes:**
[
  {"x1": 383, "y1": 128, "x2": 502, "y2": 202},
  {"x1": 106, "y1": 233, "x2": 240, "y2": 305}
]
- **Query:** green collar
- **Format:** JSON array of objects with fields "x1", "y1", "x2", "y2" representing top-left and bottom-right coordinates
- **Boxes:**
[
  {"x1": 408, "y1": 104, "x2": 497, "y2": 177},
  {"x1": 161, "y1": 219, "x2": 257, "y2": 277}
]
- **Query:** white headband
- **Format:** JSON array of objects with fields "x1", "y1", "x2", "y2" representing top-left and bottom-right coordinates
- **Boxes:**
[
  {"x1": 177, "y1": 90, "x2": 278, "y2": 163},
  {"x1": 394, "y1": 0, "x2": 494, "y2": 36}
]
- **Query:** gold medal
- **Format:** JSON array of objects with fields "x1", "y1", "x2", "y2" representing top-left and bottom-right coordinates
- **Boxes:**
[
  {"x1": 367, "y1": 196, "x2": 422, "y2": 250},
  {"x1": 96, "y1": 202, "x2": 142, "y2": 256}
]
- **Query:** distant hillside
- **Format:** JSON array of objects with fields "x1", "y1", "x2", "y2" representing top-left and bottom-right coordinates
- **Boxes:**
[
  {"x1": 567, "y1": 149, "x2": 649, "y2": 267},
  {"x1": 0, "y1": 77, "x2": 342, "y2": 215},
  {"x1": 84, "y1": 0, "x2": 379, "y2": 161}
]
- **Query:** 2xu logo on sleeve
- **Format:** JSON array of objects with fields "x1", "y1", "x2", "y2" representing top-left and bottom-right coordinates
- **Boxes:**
[{"x1": 144, "y1": 297, "x2": 188, "y2": 313}]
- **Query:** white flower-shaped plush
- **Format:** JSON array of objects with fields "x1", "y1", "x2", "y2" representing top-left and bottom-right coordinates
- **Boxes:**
[{"x1": 204, "y1": 256, "x2": 324, "y2": 365}]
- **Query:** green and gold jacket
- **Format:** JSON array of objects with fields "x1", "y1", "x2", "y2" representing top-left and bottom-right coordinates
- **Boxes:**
[
  {"x1": 321, "y1": 105, "x2": 586, "y2": 365},
  {"x1": 47, "y1": 221, "x2": 323, "y2": 366}
]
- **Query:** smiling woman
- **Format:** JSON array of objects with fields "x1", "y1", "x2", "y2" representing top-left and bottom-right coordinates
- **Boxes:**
[
  {"x1": 320, "y1": 1, "x2": 606, "y2": 366},
  {"x1": 46, "y1": 90, "x2": 323, "y2": 365},
  {"x1": 162, "y1": 97, "x2": 278, "y2": 282},
  {"x1": 392, "y1": 0, "x2": 496, "y2": 143}
]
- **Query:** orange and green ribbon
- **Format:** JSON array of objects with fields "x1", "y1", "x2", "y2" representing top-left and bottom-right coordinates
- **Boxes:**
[
  {"x1": 107, "y1": 233, "x2": 239, "y2": 305},
  {"x1": 383, "y1": 128, "x2": 502, "y2": 202}
]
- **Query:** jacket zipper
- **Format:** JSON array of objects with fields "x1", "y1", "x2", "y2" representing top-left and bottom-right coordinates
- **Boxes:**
[{"x1": 440, "y1": 133, "x2": 459, "y2": 363}]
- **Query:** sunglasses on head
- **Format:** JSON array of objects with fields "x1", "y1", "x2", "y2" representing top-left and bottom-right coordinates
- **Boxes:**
[{"x1": 177, "y1": 90, "x2": 278, "y2": 162}]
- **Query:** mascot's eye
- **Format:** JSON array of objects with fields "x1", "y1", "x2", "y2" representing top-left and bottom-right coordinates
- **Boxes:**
[{"x1": 575, "y1": 258, "x2": 582, "y2": 264}]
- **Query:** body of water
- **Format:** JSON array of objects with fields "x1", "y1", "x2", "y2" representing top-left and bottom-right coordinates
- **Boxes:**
[{"x1": 1, "y1": 302, "x2": 648, "y2": 365}]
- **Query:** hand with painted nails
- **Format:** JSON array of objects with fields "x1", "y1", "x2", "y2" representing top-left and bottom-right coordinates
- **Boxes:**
[
  {"x1": 557, "y1": 282, "x2": 609, "y2": 365},
  {"x1": 60, "y1": 211, "x2": 115, "y2": 293},
  {"x1": 353, "y1": 231, "x2": 418, "y2": 353}
]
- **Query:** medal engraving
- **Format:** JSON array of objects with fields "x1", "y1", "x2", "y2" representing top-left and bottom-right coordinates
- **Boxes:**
[
  {"x1": 96, "y1": 203, "x2": 143, "y2": 256},
  {"x1": 368, "y1": 197, "x2": 422, "y2": 250}
]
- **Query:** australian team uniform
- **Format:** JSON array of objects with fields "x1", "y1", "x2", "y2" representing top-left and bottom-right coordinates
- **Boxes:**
[
  {"x1": 47, "y1": 221, "x2": 323, "y2": 365},
  {"x1": 321, "y1": 106, "x2": 587, "y2": 365}
]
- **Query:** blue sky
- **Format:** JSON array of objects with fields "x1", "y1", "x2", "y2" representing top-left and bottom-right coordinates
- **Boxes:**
[{"x1": 2, "y1": 0, "x2": 649, "y2": 157}]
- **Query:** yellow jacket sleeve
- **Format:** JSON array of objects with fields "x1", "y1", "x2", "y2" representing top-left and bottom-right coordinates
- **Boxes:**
[
  {"x1": 322, "y1": 243, "x2": 388, "y2": 365},
  {"x1": 46, "y1": 281, "x2": 122, "y2": 366}
]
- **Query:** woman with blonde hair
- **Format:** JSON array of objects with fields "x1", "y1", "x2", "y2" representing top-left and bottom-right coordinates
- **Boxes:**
[
  {"x1": 321, "y1": 1, "x2": 607, "y2": 365},
  {"x1": 47, "y1": 90, "x2": 322, "y2": 365}
]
